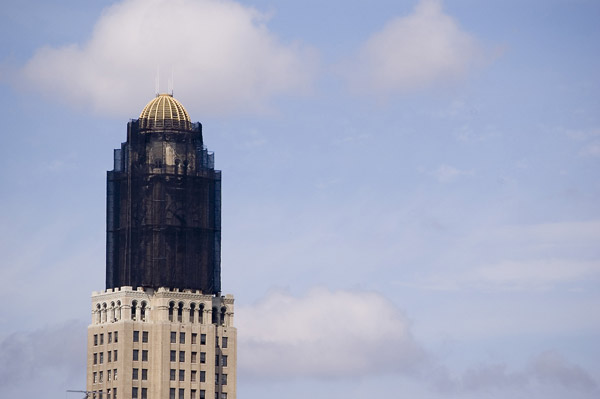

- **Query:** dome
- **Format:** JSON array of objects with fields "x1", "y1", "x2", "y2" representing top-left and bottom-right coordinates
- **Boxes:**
[{"x1": 139, "y1": 94, "x2": 192, "y2": 131}]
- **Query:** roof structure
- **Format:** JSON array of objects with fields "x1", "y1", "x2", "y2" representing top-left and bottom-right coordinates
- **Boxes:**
[{"x1": 139, "y1": 93, "x2": 192, "y2": 131}]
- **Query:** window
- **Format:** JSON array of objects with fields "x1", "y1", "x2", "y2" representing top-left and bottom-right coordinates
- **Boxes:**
[
  {"x1": 200, "y1": 371, "x2": 206, "y2": 382},
  {"x1": 108, "y1": 332, "x2": 112, "y2": 343},
  {"x1": 221, "y1": 394, "x2": 227, "y2": 399},
  {"x1": 170, "y1": 388, "x2": 176, "y2": 399},
  {"x1": 114, "y1": 332, "x2": 118, "y2": 343},
  {"x1": 200, "y1": 390, "x2": 205, "y2": 399},
  {"x1": 132, "y1": 387, "x2": 138, "y2": 399},
  {"x1": 107, "y1": 389, "x2": 111, "y2": 399},
  {"x1": 200, "y1": 334, "x2": 206, "y2": 345},
  {"x1": 114, "y1": 369, "x2": 118, "y2": 380},
  {"x1": 177, "y1": 303, "x2": 183, "y2": 323},
  {"x1": 108, "y1": 351, "x2": 112, "y2": 362},
  {"x1": 200, "y1": 352, "x2": 205, "y2": 364},
  {"x1": 179, "y1": 369, "x2": 185, "y2": 381},
  {"x1": 114, "y1": 350, "x2": 118, "y2": 361},
  {"x1": 100, "y1": 334, "x2": 104, "y2": 345},
  {"x1": 180, "y1": 332, "x2": 186, "y2": 344},
  {"x1": 221, "y1": 374, "x2": 227, "y2": 385},
  {"x1": 179, "y1": 388, "x2": 185, "y2": 399},
  {"x1": 142, "y1": 369, "x2": 148, "y2": 380},
  {"x1": 215, "y1": 355, "x2": 219, "y2": 365},
  {"x1": 191, "y1": 352, "x2": 197, "y2": 363},
  {"x1": 215, "y1": 374, "x2": 219, "y2": 384},
  {"x1": 171, "y1": 332, "x2": 177, "y2": 343},
  {"x1": 222, "y1": 337, "x2": 228, "y2": 348},
  {"x1": 100, "y1": 352, "x2": 104, "y2": 364},
  {"x1": 179, "y1": 351, "x2": 185, "y2": 362},
  {"x1": 142, "y1": 350, "x2": 148, "y2": 361},
  {"x1": 93, "y1": 372, "x2": 97, "y2": 383},
  {"x1": 142, "y1": 388, "x2": 147, "y2": 399},
  {"x1": 170, "y1": 350, "x2": 176, "y2": 362},
  {"x1": 94, "y1": 334, "x2": 98, "y2": 346},
  {"x1": 93, "y1": 353, "x2": 97, "y2": 365},
  {"x1": 170, "y1": 368, "x2": 176, "y2": 380},
  {"x1": 192, "y1": 333, "x2": 197, "y2": 344},
  {"x1": 191, "y1": 370, "x2": 197, "y2": 382},
  {"x1": 142, "y1": 331, "x2": 148, "y2": 343},
  {"x1": 107, "y1": 370, "x2": 112, "y2": 381},
  {"x1": 221, "y1": 356, "x2": 227, "y2": 367},
  {"x1": 133, "y1": 349, "x2": 139, "y2": 361},
  {"x1": 99, "y1": 371, "x2": 103, "y2": 383},
  {"x1": 114, "y1": 388, "x2": 117, "y2": 399},
  {"x1": 191, "y1": 389, "x2": 197, "y2": 399},
  {"x1": 133, "y1": 331, "x2": 140, "y2": 342},
  {"x1": 132, "y1": 368, "x2": 138, "y2": 380}
]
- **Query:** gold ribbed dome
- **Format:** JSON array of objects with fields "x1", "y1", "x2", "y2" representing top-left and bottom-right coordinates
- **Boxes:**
[{"x1": 139, "y1": 94, "x2": 192, "y2": 131}]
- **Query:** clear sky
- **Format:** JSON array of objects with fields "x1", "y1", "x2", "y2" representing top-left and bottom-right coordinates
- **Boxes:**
[{"x1": 0, "y1": 0, "x2": 599, "y2": 398}]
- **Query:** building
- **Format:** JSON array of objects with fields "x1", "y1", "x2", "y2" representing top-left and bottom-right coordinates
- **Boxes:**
[{"x1": 86, "y1": 94, "x2": 236, "y2": 399}]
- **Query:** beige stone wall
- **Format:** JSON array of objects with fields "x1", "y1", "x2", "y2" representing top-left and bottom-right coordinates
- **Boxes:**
[{"x1": 87, "y1": 287, "x2": 236, "y2": 399}]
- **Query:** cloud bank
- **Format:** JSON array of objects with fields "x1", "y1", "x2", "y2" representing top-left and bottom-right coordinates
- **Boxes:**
[
  {"x1": 19, "y1": 0, "x2": 316, "y2": 117},
  {"x1": 341, "y1": 0, "x2": 482, "y2": 95},
  {"x1": 236, "y1": 288, "x2": 425, "y2": 378}
]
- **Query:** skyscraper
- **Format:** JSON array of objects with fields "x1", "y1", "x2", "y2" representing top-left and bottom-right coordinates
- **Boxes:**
[{"x1": 87, "y1": 94, "x2": 236, "y2": 399}]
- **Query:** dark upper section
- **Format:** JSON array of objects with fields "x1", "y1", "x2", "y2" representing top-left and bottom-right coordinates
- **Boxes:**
[{"x1": 106, "y1": 95, "x2": 221, "y2": 294}]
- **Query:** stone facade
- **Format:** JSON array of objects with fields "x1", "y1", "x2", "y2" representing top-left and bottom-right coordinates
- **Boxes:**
[{"x1": 86, "y1": 286, "x2": 236, "y2": 399}]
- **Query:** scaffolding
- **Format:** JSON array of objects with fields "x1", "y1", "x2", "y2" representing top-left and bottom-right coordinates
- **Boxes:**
[{"x1": 106, "y1": 120, "x2": 221, "y2": 294}]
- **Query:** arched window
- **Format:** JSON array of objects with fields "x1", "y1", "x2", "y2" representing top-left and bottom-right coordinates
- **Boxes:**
[
  {"x1": 168, "y1": 302, "x2": 175, "y2": 322},
  {"x1": 220, "y1": 306, "x2": 227, "y2": 326},
  {"x1": 102, "y1": 303, "x2": 107, "y2": 323},
  {"x1": 140, "y1": 302, "x2": 147, "y2": 322},
  {"x1": 96, "y1": 304, "x2": 102, "y2": 324},
  {"x1": 110, "y1": 302, "x2": 116, "y2": 322},
  {"x1": 189, "y1": 303, "x2": 196, "y2": 323},
  {"x1": 116, "y1": 301, "x2": 122, "y2": 320},
  {"x1": 131, "y1": 300, "x2": 138, "y2": 321},
  {"x1": 199, "y1": 303, "x2": 205, "y2": 324},
  {"x1": 177, "y1": 302, "x2": 184, "y2": 323}
]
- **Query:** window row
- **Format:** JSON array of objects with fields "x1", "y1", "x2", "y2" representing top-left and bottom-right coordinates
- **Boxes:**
[
  {"x1": 170, "y1": 369, "x2": 206, "y2": 382},
  {"x1": 94, "y1": 331, "x2": 119, "y2": 346},
  {"x1": 133, "y1": 349, "x2": 149, "y2": 362},
  {"x1": 93, "y1": 350, "x2": 118, "y2": 364},
  {"x1": 94, "y1": 300, "x2": 151, "y2": 324},
  {"x1": 131, "y1": 387, "x2": 148, "y2": 399},
  {"x1": 92, "y1": 369, "x2": 117, "y2": 383},
  {"x1": 132, "y1": 368, "x2": 148, "y2": 381},
  {"x1": 94, "y1": 388, "x2": 117, "y2": 399},
  {"x1": 171, "y1": 332, "x2": 207, "y2": 345},
  {"x1": 169, "y1": 388, "x2": 212, "y2": 399},
  {"x1": 133, "y1": 330, "x2": 149, "y2": 343},
  {"x1": 167, "y1": 302, "x2": 229, "y2": 326}
]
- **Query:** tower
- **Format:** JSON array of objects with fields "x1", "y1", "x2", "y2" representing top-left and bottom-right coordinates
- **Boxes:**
[{"x1": 87, "y1": 94, "x2": 236, "y2": 399}]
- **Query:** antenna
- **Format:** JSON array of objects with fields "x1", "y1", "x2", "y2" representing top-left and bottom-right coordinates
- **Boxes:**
[
  {"x1": 155, "y1": 66, "x2": 160, "y2": 96},
  {"x1": 170, "y1": 67, "x2": 174, "y2": 96}
]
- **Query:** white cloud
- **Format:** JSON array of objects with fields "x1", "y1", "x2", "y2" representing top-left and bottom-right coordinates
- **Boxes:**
[
  {"x1": 236, "y1": 288, "x2": 425, "y2": 378},
  {"x1": 341, "y1": 0, "x2": 482, "y2": 95},
  {"x1": 18, "y1": 0, "x2": 316, "y2": 117}
]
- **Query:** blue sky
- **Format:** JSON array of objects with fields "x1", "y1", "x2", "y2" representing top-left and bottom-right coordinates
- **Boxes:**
[{"x1": 0, "y1": 0, "x2": 599, "y2": 398}]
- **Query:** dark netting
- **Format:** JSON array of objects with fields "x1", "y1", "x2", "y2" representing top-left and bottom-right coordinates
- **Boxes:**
[{"x1": 106, "y1": 120, "x2": 222, "y2": 294}]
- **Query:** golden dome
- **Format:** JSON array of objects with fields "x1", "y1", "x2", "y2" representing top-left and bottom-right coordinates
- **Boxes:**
[{"x1": 139, "y1": 94, "x2": 192, "y2": 131}]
